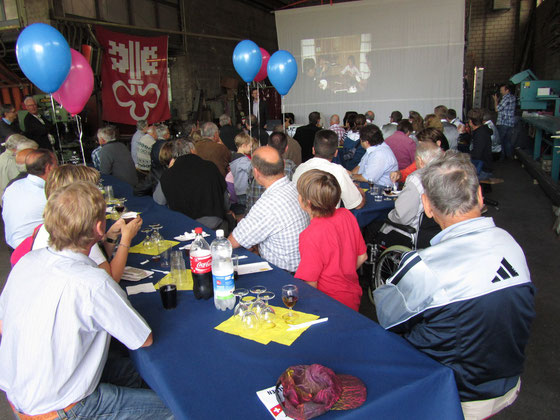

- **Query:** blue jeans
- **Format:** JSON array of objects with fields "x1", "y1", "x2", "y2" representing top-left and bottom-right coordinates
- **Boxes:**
[
  {"x1": 59, "y1": 354, "x2": 174, "y2": 420},
  {"x1": 497, "y1": 125, "x2": 513, "y2": 158}
]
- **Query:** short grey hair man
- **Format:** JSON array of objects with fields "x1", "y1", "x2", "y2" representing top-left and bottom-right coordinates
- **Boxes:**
[
  {"x1": 201, "y1": 122, "x2": 219, "y2": 139},
  {"x1": 97, "y1": 126, "x2": 116, "y2": 143},
  {"x1": 422, "y1": 150, "x2": 481, "y2": 217},
  {"x1": 136, "y1": 120, "x2": 148, "y2": 131},
  {"x1": 172, "y1": 138, "x2": 196, "y2": 158},
  {"x1": 219, "y1": 114, "x2": 231, "y2": 127},
  {"x1": 155, "y1": 123, "x2": 170, "y2": 140},
  {"x1": 4, "y1": 134, "x2": 38, "y2": 152}
]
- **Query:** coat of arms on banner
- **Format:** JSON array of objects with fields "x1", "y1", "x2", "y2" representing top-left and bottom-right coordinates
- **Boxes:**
[{"x1": 96, "y1": 26, "x2": 171, "y2": 125}]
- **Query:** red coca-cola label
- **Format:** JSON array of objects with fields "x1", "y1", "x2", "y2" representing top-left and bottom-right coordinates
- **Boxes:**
[{"x1": 190, "y1": 254, "x2": 212, "y2": 274}]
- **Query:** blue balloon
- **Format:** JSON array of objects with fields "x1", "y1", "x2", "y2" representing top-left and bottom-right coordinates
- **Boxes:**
[
  {"x1": 232, "y1": 40, "x2": 262, "y2": 83},
  {"x1": 267, "y1": 50, "x2": 298, "y2": 96},
  {"x1": 16, "y1": 23, "x2": 71, "y2": 93}
]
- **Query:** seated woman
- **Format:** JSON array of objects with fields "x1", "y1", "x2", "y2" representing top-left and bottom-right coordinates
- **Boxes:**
[
  {"x1": 32, "y1": 164, "x2": 142, "y2": 282},
  {"x1": 350, "y1": 124, "x2": 398, "y2": 186},
  {"x1": 295, "y1": 169, "x2": 367, "y2": 311},
  {"x1": 341, "y1": 113, "x2": 366, "y2": 170}
]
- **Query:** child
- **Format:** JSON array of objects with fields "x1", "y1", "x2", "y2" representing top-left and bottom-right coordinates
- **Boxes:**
[
  {"x1": 295, "y1": 169, "x2": 367, "y2": 311},
  {"x1": 230, "y1": 132, "x2": 253, "y2": 208}
]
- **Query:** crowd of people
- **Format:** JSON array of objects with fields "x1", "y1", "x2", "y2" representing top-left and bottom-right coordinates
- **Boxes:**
[{"x1": 0, "y1": 82, "x2": 534, "y2": 420}]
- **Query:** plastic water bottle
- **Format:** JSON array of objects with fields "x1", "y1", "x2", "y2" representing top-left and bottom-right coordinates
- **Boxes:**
[{"x1": 210, "y1": 229, "x2": 235, "y2": 310}]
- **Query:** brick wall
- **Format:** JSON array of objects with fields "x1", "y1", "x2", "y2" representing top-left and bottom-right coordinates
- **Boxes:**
[{"x1": 169, "y1": 0, "x2": 277, "y2": 120}]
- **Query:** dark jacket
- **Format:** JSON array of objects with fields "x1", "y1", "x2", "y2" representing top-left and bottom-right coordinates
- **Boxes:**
[
  {"x1": 160, "y1": 154, "x2": 226, "y2": 220},
  {"x1": 294, "y1": 124, "x2": 321, "y2": 162},
  {"x1": 24, "y1": 113, "x2": 53, "y2": 150}
]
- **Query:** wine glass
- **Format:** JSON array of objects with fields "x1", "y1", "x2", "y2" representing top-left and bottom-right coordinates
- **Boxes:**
[
  {"x1": 282, "y1": 284, "x2": 299, "y2": 324},
  {"x1": 367, "y1": 178, "x2": 375, "y2": 195},
  {"x1": 150, "y1": 225, "x2": 164, "y2": 259},
  {"x1": 233, "y1": 288, "x2": 250, "y2": 317},
  {"x1": 259, "y1": 291, "x2": 276, "y2": 329},
  {"x1": 114, "y1": 198, "x2": 127, "y2": 214},
  {"x1": 241, "y1": 308, "x2": 260, "y2": 330},
  {"x1": 141, "y1": 228, "x2": 153, "y2": 252}
]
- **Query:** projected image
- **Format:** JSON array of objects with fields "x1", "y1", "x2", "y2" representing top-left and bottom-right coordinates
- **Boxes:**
[{"x1": 300, "y1": 34, "x2": 372, "y2": 94}]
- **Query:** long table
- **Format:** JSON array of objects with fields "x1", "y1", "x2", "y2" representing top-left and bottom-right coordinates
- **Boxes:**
[
  {"x1": 350, "y1": 184, "x2": 395, "y2": 227},
  {"x1": 105, "y1": 176, "x2": 463, "y2": 420}
]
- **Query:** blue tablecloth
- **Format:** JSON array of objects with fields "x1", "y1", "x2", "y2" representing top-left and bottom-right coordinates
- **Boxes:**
[
  {"x1": 104, "y1": 176, "x2": 463, "y2": 420},
  {"x1": 350, "y1": 183, "x2": 395, "y2": 227}
]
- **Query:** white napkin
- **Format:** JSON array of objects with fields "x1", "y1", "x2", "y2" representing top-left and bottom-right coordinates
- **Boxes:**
[
  {"x1": 126, "y1": 283, "x2": 156, "y2": 296},
  {"x1": 121, "y1": 266, "x2": 154, "y2": 282},
  {"x1": 174, "y1": 230, "x2": 210, "y2": 242},
  {"x1": 237, "y1": 262, "x2": 272, "y2": 275}
]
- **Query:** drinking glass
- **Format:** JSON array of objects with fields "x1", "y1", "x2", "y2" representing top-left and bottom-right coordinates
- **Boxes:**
[
  {"x1": 141, "y1": 228, "x2": 153, "y2": 252},
  {"x1": 241, "y1": 309, "x2": 260, "y2": 330},
  {"x1": 259, "y1": 291, "x2": 276, "y2": 329},
  {"x1": 150, "y1": 225, "x2": 164, "y2": 261},
  {"x1": 233, "y1": 288, "x2": 250, "y2": 317},
  {"x1": 282, "y1": 284, "x2": 299, "y2": 324},
  {"x1": 170, "y1": 250, "x2": 187, "y2": 288},
  {"x1": 367, "y1": 178, "x2": 375, "y2": 195},
  {"x1": 114, "y1": 198, "x2": 127, "y2": 214},
  {"x1": 105, "y1": 185, "x2": 114, "y2": 203}
]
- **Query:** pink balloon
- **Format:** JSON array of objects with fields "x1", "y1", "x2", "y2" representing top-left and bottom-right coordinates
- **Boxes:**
[
  {"x1": 254, "y1": 48, "x2": 270, "y2": 82},
  {"x1": 52, "y1": 49, "x2": 94, "y2": 116}
]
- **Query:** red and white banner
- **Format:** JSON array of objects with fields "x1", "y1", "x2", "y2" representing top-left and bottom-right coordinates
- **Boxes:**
[{"x1": 96, "y1": 26, "x2": 170, "y2": 125}]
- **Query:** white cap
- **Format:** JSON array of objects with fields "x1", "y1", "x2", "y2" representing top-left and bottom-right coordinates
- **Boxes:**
[{"x1": 216, "y1": 229, "x2": 224, "y2": 238}]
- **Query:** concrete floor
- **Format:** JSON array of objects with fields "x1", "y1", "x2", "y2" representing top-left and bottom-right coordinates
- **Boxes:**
[{"x1": 0, "y1": 157, "x2": 559, "y2": 419}]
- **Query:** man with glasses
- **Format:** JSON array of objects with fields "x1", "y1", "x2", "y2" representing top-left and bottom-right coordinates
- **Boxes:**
[
  {"x1": 23, "y1": 96, "x2": 54, "y2": 150},
  {"x1": 0, "y1": 104, "x2": 21, "y2": 146}
]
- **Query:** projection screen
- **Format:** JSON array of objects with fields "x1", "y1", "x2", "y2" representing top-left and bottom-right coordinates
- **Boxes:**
[{"x1": 274, "y1": 0, "x2": 465, "y2": 126}]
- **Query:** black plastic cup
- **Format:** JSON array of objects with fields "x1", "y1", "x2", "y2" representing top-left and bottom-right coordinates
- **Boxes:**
[{"x1": 160, "y1": 284, "x2": 177, "y2": 309}]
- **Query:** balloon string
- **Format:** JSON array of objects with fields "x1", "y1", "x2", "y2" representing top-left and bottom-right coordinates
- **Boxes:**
[
  {"x1": 282, "y1": 96, "x2": 285, "y2": 135},
  {"x1": 256, "y1": 84, "x2": 261, "y2": 146},
  {"x1": 246, "y1": 83, "x2": 252, "y2": 136},
  {"x1": 76, "y1": 115, "x2": 86, "y2": 165},
  {"x1": 49, "y1": 95, "x2": 64, "y2": 162}
]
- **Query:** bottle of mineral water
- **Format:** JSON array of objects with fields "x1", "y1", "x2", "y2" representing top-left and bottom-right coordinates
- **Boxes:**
[{"x1": 210, "y1": 229, "x2": 235, "y2": 310}]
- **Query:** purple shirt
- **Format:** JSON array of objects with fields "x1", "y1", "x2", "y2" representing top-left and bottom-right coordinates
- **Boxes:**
[{"x1": 385, "y1": 131, "x2": 416, "y2": 170}]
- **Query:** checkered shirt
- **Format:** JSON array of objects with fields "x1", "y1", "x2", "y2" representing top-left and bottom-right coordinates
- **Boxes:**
[
  {"x1": 329, "y1": 124, "x2": 347, "y2": 145},
  {"x1": 497, "y1": 93, "x2": 516, "y2": 127},
  {"x1": 91, "y1": 146, "x2": 102, "y2": 170},
  {"x1": 232, "y1": 176, "x2": 309, "y2": 272},
  {"x1": 245, "y1": 159, "x2": 296, "y2": 213}
]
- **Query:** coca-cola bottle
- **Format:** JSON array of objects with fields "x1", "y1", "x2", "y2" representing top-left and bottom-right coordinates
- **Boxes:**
[{"x1": 189, "y1": 227, "x2": 213, "y2": 300}]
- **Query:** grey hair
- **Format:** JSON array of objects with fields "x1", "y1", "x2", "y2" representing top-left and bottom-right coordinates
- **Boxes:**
[
  {"x1": 173, "y1": 138, "x2": 195, "y2": 158},
  {"x1": 155, "y1": 123, "x2": 169, "y2": 139},
  {"x1": 415, "y1": 141, "x2": 443, "y2": 166},
  {"x1": 4, "y1": 134, "x2": 36, "y2": 150},
  {"x1": 136, "y1": 120, "x2": 148, "y2": 130},
  {"x1": 201, "y1": 122, "x2": 219, "y2": 138},
  {"x1": 219, "y1": 114, "x2": 231, "y2": 126},
  {"x1": 421, "y1": 150, "x2": 479, "y2": 217},
  {"x1": 97, "y1": 126, "x2": 116, "y2": 142}
]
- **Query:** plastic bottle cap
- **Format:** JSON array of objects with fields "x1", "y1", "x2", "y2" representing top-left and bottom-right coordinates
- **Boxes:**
[
  {"x1": 216, "y1": 229, "x2": 224, "y2": 238},
  {"x1": 195, "y1": 227, "x2": 203, "y2": 234}
]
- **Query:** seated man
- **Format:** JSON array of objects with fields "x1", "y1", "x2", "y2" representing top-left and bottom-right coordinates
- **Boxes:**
[
  {"x1": 2, "y1": 149, "x2": 57, "y2": 248},
  {"x1": 194, "y1": 122, "x2": 231, "y2": 177},
  {"x1": 374, "y1": 151, "x2": 535, "y2": 420},
  {"x1": 228, "y1": 146, "x2": 309, "y2": 273},
  {"x1": 0, "y1": 181, "x2": 172, "y2": 419},
  {"x1": 293, "y1": 129, "x2": 365, "y2": 210},
  {"x1": 375, "y1": 141, "x2": 442, "y2": 249},
  {"x1": 0, "y1": 134, "x2": 37, "y2": 198},
  {"x1": 245, "y1": 132, "x2": 296, "y2": 213},
  {"x1": 384, "y1": 120, "x2": 416, "y2": 170},
  {"x1": 97, "y1": 125, "x2": 138, "y2": 187},
  {"x1": 350, "y1": 124, "x2": 398, "y2": 186},
  {"x1": 160, "y1": 139, "x2": 227, "y2": 230}
]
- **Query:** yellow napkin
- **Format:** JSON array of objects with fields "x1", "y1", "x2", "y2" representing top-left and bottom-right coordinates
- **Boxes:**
[
  {"x1": 214, "y1": 306, "x2": 319, "y2": 346},
  {"x1": 128, "y1": 240, "x2": 179, "y2": 256},
  {"x1": 361, "y1": 188, "x2": 368, "y2": 193},
  {"x1": 154, "y1": 271, "x2": 193, "y2": 291}
]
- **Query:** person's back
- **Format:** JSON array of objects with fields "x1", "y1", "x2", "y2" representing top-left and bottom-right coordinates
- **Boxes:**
[
  {"x1": 160, "y1": 154, "x2": 226, "y2": 221},
  {"x1": 99, "y1": 141, "x2": 138, "y2": 186},
  {"x1": 294, "y1": 112, "x2": 321, "y2": 162},
  {"x1": 384, "y1": 130, "x2": 416, "y2": 170}
]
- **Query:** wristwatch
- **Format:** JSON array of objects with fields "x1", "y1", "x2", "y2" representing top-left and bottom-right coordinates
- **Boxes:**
[{"x1": 105, "y1": 236, "x2": 117, "y2": 244}]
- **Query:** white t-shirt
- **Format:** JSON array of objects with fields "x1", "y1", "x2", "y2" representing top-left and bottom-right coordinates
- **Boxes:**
[
  {"x1": 293, "y1": 157, "x2": 363, "y2": 210},
  {"x1": 0, "y1": 248, "x2": 151, "y2": 415},
  {"x1": 33, "y1": 225, "x2": 107, "y2": 265}
]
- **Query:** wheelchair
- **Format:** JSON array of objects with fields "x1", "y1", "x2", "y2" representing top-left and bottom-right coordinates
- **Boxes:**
[{"x1": 364, "y1": 219, "x2": 417, "y2": 304}]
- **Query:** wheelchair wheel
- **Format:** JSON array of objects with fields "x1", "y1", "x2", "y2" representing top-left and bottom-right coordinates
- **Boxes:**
[{"x1": 368, "y1": 245, "x2": 411, "y2": 304}]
